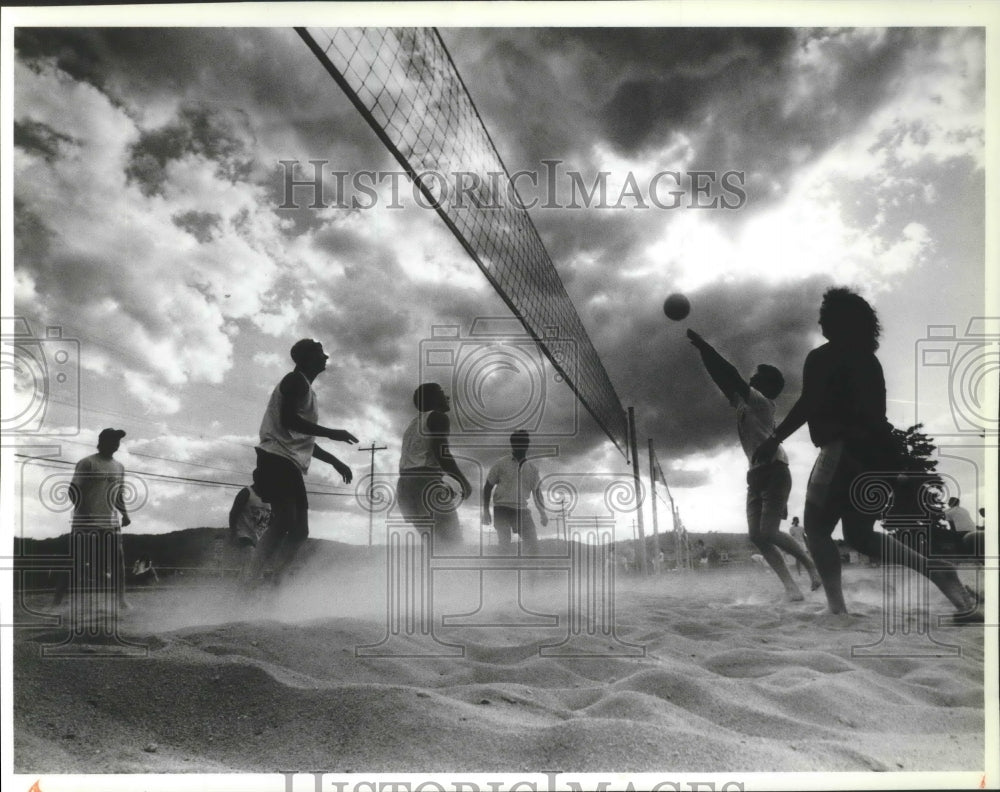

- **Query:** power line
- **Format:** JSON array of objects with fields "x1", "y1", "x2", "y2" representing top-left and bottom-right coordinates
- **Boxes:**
[
  {"x1": 13, "y1": 454, "x2": 353, "y2": 496},
  {"x1": 53, "y1": 436, "x2": 257, "y2": 477}
]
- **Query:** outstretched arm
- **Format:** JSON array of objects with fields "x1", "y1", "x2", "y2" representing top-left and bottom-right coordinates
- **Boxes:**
[
  {"x1": 686, "y1": 330, "x2": 750, "y2": 402},
  {"x1": 313, "y1": 445, "x2": 352, "y2": 483},
  {"x1": 279, "y1": 372, "x2": 359, "y2": 444}
]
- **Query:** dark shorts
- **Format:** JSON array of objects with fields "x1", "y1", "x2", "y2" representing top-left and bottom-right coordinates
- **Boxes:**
[
  {"x1": 493, "y1": 506, "x2": 538, "y2": 553},
  {"x1": 396, "y1": 469, "x2": 461, "y2": 545},
  {"x1": 53, "y1": 526, "x2": 126, "y2": 601},
  {"x1": 255, "y1": 449, "x2": 309, "y2": 543},
  {"x1": 746, "y1": 462, "x2": 791, "y2": 539}
]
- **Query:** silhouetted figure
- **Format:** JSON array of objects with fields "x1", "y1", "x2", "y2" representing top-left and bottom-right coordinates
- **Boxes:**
[
  {"x1": 130, "y1": 555, "x2": 158, "y2": 585},
  {"x1": 754, "y1": 287, "x2": 978, "y2": 619},
  {"x1": 789, "y1": 516, "x2": 810, "y2": 576},
  {"x1": 229, "y1": 469, "x2": 272, "y2": 584},
  {"x1": 482, "y1": 430, "x2": 548, "y2": 555},
  {"x1": 961, "y1": 508, "x2": 985, "y2": 602},
  {"x1": 252, "y1": 339, "x2": 357, "y2": 584},
  {"x1": 944, "y1": 497, "x2": 975, "y2": 533},
  {"x1": 52, "y1": 428, "x2": 131, "y2": 609},
  {"x1": 688, "y1": 329, "x2": 821, "y2": 600},
  {"x1": 397, "y1": 383, "x2": 472, "y2": 550}
]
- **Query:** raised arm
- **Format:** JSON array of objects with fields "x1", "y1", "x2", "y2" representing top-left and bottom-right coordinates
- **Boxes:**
[
  {"x1": 312, "y1": 445, "x2": 352, "y2": 483},
  {"x1": 686, "y1": 330, "x2": 750, "y2": 402}
]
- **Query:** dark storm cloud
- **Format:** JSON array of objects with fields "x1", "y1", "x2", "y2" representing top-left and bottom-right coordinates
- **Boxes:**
[
  {"x1": 590, "y1": 275, "x2": 834, "y2": 463},
  {"x1": 593, "y1": 28, "x2": 927, "y2": 192},
  {"x1": 450, "y1": 27, "x2": 945, "y2": 220},
  {"x1": 664, "y1": 468, "x2": 712, "y2": 489},
  {"x1": 16, "y1": 28, "x2": 394, "y2": 173},
  {"x1": 126, "y1": 104, "x2": 256, "y2": 196},
  {"x1": 13, "y1": 119, "x2": 75, "y2": 163},
  {"x1": 172, "y1": 210, "x2": 223, "y2": 244}
]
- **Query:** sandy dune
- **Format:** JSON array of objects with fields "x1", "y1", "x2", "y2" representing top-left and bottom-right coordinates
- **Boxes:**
[{"x1": 13, "y1": 556, "x2": 990, "y2": 780}]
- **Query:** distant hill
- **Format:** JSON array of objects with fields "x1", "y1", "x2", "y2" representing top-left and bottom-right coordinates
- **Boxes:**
[{"x1": 12, "y1": 528, "x2": 383, "y2": 591}]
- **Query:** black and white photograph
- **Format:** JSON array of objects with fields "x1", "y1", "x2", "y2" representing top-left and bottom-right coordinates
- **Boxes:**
[{"x1": 2, "y1": 2, "x2": 997, "y2": 790}]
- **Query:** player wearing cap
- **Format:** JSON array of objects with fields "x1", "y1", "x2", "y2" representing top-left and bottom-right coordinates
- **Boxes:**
[{"x1": 52, "y1": 427, "x2": 132, "y2": 608}]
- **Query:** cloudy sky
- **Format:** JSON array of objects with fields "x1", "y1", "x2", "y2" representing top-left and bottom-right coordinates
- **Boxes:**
[{"x1": 5, "y1": 5, "x2": 995, "y2": 544}]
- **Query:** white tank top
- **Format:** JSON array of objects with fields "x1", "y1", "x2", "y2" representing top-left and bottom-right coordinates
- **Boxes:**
[
  {"x1": 257, "y1": 372, "x2": 318, "y2": 473},
  {"x1": 399, "y1": 413, "x2": 439, "y2": 472}
]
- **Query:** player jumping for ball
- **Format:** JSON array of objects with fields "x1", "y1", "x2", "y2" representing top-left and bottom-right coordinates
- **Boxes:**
[{"x1": 687, "y1": 329, "x2": 822, "y2": 601}]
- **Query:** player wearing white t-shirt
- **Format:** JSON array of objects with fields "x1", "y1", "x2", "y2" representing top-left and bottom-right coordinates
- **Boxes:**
[
  {"x1": 482, "y1": 431, "x2": 548, "y2": 555},
  {"x1": 52, "y1": 428, "x2": 132, "y2": 608},
  {"x1": 688, "y1": 329, "x2": 821, "y2": 601},
  {"x1": 944, "y1": 498, "x2": 975, "y2": 533}
]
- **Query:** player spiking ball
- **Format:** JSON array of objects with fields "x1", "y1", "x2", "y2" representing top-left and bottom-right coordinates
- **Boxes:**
[{"x1": 663, "y1": 293, "x2": 690, "y2": 321}]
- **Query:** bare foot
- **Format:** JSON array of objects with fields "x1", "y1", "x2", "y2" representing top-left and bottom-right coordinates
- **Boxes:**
[
  {"x1": 809, "y1": 575, "x2": 823, "y2": 591},
  {"x1": 946, "y1": 608, "x2": 984, "y2": 625},
  {"x1": 785, "y1": 587, "x2": 805, "y2": 602}
]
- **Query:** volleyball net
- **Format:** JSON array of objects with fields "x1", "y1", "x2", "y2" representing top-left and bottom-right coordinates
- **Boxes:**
[{"x1": 297, "y1": 27, "x2": 629, "y2": 458}]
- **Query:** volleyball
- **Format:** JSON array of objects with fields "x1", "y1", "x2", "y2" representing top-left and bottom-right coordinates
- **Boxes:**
[{"x1": 663, "y1": 293, "x2": 691, "y2": 321}]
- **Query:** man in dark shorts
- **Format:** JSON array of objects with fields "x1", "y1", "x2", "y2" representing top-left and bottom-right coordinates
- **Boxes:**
[{"x1": 252, "y1": 338, "x2": 357, "y2": 584}]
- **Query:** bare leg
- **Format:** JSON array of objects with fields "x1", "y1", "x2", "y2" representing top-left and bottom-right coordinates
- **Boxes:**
[
  {"x1": 493, "y1": 510, "x2": 513, "y2": 555},
  {"x1": 841, "y1": 513, "x2": 976, "y2": 613},
  {"x1": 756, "y1": 542, "x2": 804, "y2": 599},
  {"x1": 749, "y1": 466, "x2": 817, "y2": 600},
  {"x1": 804, "y1": 499, "x2": 849, "y2": 614},
  {"x1": 748, "y1": 472, "x2": 803, "y2": 600},
  {"x1": 768, "y1": 532, "x2": 822, "y2": 590}
]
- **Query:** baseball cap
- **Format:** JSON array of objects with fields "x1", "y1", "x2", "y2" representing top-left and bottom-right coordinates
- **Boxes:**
[{"x1": 98, "y1": 428, "x2": 127, "y2": 443}]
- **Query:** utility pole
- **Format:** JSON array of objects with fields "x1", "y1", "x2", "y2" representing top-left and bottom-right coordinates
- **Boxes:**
[
  {"x1": 358, "y1": 442, "x2": 387, "y2": 546},
  {"x1": 648, "y1": 438, "x2": 660, "y2": 546},
  {"x1": 627, "y1": 407, "x2": 647, "y2": 575}
]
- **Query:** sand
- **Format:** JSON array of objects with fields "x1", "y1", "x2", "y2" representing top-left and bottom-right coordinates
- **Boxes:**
[{"x1": 12, "y1": 552, "x2": 992, "y2": 783}]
